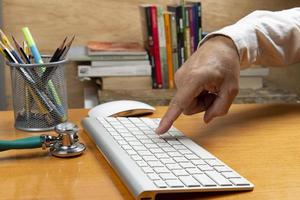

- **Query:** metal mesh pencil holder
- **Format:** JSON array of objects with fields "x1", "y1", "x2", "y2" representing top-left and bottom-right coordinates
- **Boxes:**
[{"x1": 7, "y1": 57, "x2": 68, "y2": 131}]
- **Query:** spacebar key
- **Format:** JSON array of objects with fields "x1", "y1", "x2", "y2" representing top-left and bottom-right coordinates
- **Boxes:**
[{"x1": 205, "y1": 171, "x2": 232, "y2": 186}]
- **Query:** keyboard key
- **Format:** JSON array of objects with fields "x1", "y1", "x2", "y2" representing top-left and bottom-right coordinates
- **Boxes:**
[
  {"x1": 132, "y1": 146, "x2": 147, "y2": 151},
  {"x1": 205, "y1": 171, "x2": 232, "y2": 186},
  {"x1": 117, "y1": 129, "x2": 130, "y2": 133},
  {"x1": 168, "y1": 131, "x2": 183, "y2": 137},
  {"x1": 148, "y1": 161, "x2": 164, "y2": 167},
  {"x1": 166, "y1": 179, "x2": 184, "y2": 188},
  {"x1": 142, "y1": 167, "x2": 154, "y2": 173},
  {"x1": 162, "y1": 147, "x2": 176, "y2": 152},
  {"x1": 166, "y1": 163, "x2": 182, "y2": 170},
  {"x1": 154, "y1": 167, "x2": 170, "y2": 174},
  {"x1": 138, "y1": 150, "x2": 152, "y2": 156},
  {"x1": 214, "y1": 166, "x2": 232, "y2": 172},
  {"x1": 114, "y1": 135, "x2": 123, "y2": 140},
  {"x1": 185, "y1": 154, "x2": 199, "y2": 160},
  {"x1": 198, "y1": 164, "x2": 214, "y2": 171},
  {"x1": 155, "y1": 153, "x2": 169, "y2": 159},
  {"x1": 157, "y1": 143, "x2": 171, "y2": 148},
  {"x1": 229, "y1": 178, "x2": 250, "y2": 186},
  {"x1": 122, "y1": 145, "x2": 132, "y2": 150},
  {"x1": 126, "y1": 150, "x2": 137, "y2": 155},
  {"x1": 166, "y1": 140, "x2": 181, "y2": 145},
  {"x1": 205, "y1": 159, "x2": 224, "y2": 166},
  {"x1": 124, "y1": 137, "x2": 138, "y2": 142},
  {"x1": 144, "y1": 143, "x2": 158, "y2": 149},
  {"x1": 131, "y1": 155, "x2": 142, "y2": 161},
  {"x1": 191, "y1": 159, "x2": 206, "y2": 165},
  {"x1": 128, "y1": 141, "x2": 142, "y2": 146},
  {"x1": 173, "y1": 145, "x2": 187, "y2": 150},
  {"x1": 186, "y1": 168, "x2": 202, "y2": 175},
  {"x1": 143, "y1": 155, "x2": 158, "y2": 161},
  {"x1": 117, "y1": 140, "x2": 127, "y2": 145},
  {"x1": 141, "y1": 118, "x2": 157, "y2": 128},
  {"x1": 178, "y1": 149, "x2": 193, "y2": 154},
  {"x1": 148, "y1": 173, "x2": 160, "y2": 180},
  {"x1": 179, "y1": 176, "x2": 200, "y2": 187},
  {"x1": 154, "y1": 180, "x2": 168, "y2": 188},
  {"x1": 140, "y1": 139, "x2": 154, "y2": 144},
  {"x1": 150, "y1": 148, "x2": 164, "y2": 154},
  {"x1": 174, "y1": 157, "x2": 189, "y2": 163},
  {"x1": 173, "y1": 169, "x2": 189, "y2": 176},
  {"x1": 136, "y1": 161, "x2": 148, "y2": 167},
  {"x1": 222, "y1": 172, "x2": 240, "y2": 178},
  {"x1": 160, "y1": 173, "x2": 177, "y2": 180},
  {"x1": 180, "y1": 162, "x2": 195, "y2": 168},
  {"x1": 152, "y1": 138, "x2": 166, "y2": 143},
  {"x1": 168, "y1": 152, "x2": 182, "y2": 157},
  {"x1": 194, "y1": 174, "x2": 217, "y2": 186},
  {"x1": 160, "y1": 158, "x2": 175, "y2": 164}
]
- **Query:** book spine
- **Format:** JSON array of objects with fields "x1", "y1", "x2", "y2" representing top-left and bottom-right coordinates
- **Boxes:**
[
  {"x1": 167, "y1": 5, "x2": 185, "y2": 67},
  {"x1": 192, "y1": 4, "x2": 199, "y2": 51},
  {"x1": 184, "y1": 6, "x2": 191, "y2": 59},
  {"x1": 144, "y1": 6, "x2": 157, "y2": 88},
  {"x1": 170, "y1": 13, "x2": 179, "y2": 74},
  {"x1": 164, "y1": 12, "x2": 174, "y2": 89},
  {"x1": 150, "y1": 6, "x2": 163, "y2": 88},
  {"x1": 188, "y1": 6, "x2": 195, "y2": 54},
  {"x1": 78, "y1": 65, "x2": 152, "y2": 77},
  {"x1": 157, "y1": 6, "x2": 168, "y2": 89},
  {"x1": 198, "y1": 2, "x2": 202, "y2": 43}
]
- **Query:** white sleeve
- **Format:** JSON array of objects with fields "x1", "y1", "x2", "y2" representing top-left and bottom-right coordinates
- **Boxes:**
[{"x1": 200, "y1": 8, "x2": 300, "y2": 69}]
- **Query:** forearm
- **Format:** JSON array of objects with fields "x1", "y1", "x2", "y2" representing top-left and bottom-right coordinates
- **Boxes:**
[{"x1": 201, "y1": 8, "x2": 300, "y2": 69}]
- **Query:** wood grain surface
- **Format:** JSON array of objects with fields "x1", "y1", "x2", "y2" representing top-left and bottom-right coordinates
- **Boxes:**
[{"x1": 0, "y1": 104, "x2": 299, "y2": 199}]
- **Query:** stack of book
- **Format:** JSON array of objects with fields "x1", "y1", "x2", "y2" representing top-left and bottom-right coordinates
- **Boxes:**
[
  {"x1": 140, "y1": 1, "x2": 202, "y2": 89},
  {"x1": 78, "y1": 41, "x2": 152, "y2": 90}
]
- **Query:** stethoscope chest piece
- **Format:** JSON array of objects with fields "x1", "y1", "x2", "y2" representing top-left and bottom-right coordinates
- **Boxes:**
[{"x1": 50, "y1": 122, "x2": 86, "y2": 158}]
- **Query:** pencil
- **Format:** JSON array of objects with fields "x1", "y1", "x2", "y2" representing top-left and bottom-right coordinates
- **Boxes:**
[
  {"x1": 50, "y1": 36, "x2": 67, "y2": 62},
  {"x1": 0, "y1": 29, "x2": 24, "y2": 64},
  {"x1": 42, "y1": 35, "x2": 75, "y2": 84},
  {"x1": 12, "y1": 36, "x2": 30, "y2": 64}
]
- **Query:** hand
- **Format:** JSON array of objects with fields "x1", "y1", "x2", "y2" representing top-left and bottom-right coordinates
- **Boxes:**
[{"x1": 155, "y1": 36, "x2": 240, "y2": 135}]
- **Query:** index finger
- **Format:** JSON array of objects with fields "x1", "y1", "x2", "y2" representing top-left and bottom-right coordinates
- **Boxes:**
[{"x1": 155, "y1": 98, "x2": 183, "y2": 135}]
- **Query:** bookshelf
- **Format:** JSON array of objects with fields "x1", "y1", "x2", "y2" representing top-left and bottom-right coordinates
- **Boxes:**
[{"x1": 2, "y1": 0, "x2": 300, "y2": 109}]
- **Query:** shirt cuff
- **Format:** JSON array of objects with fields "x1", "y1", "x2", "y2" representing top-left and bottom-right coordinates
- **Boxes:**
[{"x1": 198, "y1": 25, "x2": 259, "y2": 69}]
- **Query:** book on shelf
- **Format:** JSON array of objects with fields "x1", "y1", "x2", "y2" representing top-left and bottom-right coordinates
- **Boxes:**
[
  {"x1": 140, "y1": 5, "x2": 157, "y2": 88},
  {"x1": 139, "y1": 1, "x2": 203, "y2": 89},
  {"x1": 167, "y1": 4, "x2": 185, "y2": 67},
  {"x1": 87, "y1": 41, "x2": 147, "y2": 56},
  {"x1": 164, "y1": 12, "x2": 174, "y2": 89},
  {"x1": 184, "y1": 5, "x2": 192, "y2": 59},
  {"x1": 78, "y1": 64, "x2": 151, "y2": 77},
  {"x1": 98, "y1": 76, "x2": 152, "y2": 90},
  {"x1": 157, "y1": 5, "x2": 168, "y2": 88},
  {"x1": 67, "y1": 46, "x2": 149, "y2": 61},
  {"x1": 91, "y1": 60, "x2": 150, "y2": 67}
]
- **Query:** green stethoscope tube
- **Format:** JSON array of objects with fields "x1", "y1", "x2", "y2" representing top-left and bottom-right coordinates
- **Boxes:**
[{"x1": 0, "y1": 136, "x2": 42, "y2": 152}]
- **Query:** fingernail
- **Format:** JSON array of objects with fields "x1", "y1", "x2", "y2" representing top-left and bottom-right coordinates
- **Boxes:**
[{"x1": 155, "y1": 124, "x2": 164, "y2": 135}]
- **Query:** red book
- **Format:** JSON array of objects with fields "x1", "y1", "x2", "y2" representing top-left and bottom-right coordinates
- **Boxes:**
[{"x1": 150, "y1": 6, "x2": 163, "y2": 88}]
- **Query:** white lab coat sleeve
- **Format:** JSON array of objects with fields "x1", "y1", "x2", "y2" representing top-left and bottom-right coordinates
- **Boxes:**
[{"x1": 199, "y1": 8, "x2": 300, "y2": 69}]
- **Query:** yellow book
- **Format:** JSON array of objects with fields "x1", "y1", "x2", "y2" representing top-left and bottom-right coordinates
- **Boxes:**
[{"x1": 164, "y1": 12, "x2": 174, "y2": 89}]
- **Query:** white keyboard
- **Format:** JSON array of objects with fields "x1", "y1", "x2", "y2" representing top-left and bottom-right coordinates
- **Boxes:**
[{"x1": 82, "y1": 117, "x2": 254, "y2": 200}]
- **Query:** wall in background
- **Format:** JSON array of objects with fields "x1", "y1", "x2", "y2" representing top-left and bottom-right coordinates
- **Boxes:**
[{"x1": 2, "y1": 0, "x2": 300, "y2": 109}]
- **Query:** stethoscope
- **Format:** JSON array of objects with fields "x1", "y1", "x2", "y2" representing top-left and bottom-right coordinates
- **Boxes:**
[{"x1": 0, "y1": 122, "x2": 86, "y2": 158}]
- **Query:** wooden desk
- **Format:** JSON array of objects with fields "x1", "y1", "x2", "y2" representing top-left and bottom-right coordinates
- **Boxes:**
[{"x1": 0, "y1": 104, "x2": 299, "y2": 200}]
